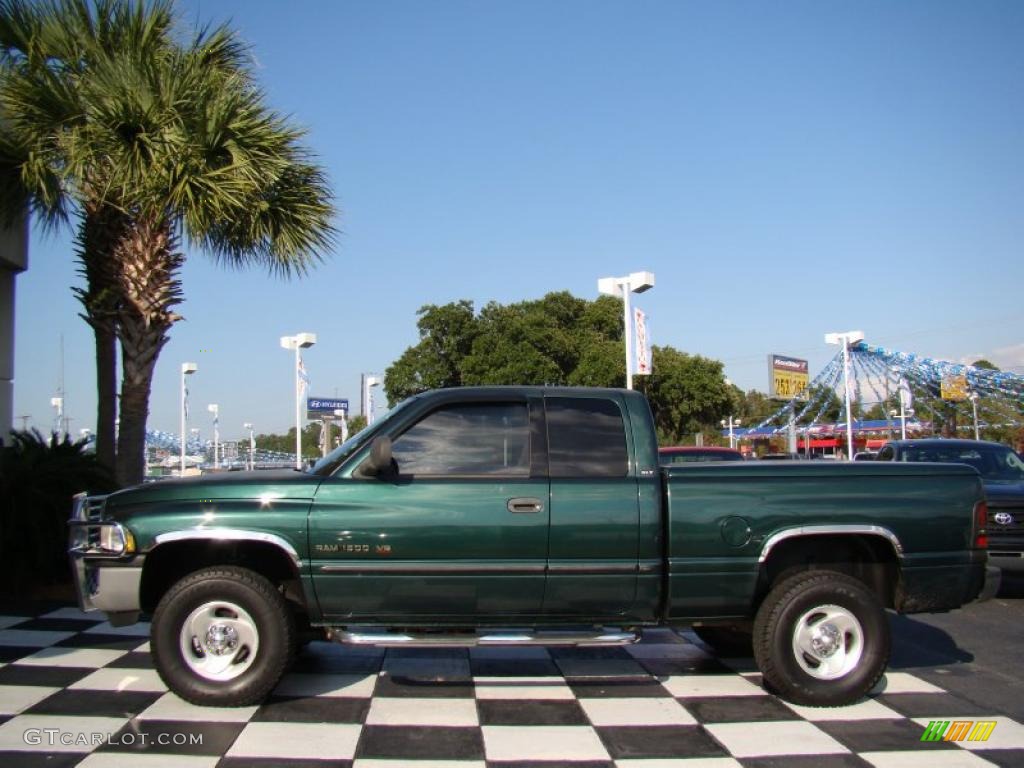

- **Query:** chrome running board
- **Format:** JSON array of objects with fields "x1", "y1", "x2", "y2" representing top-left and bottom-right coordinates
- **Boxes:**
[{"x1": 328, "y1": 627, "x2": 639, "y2": 647}]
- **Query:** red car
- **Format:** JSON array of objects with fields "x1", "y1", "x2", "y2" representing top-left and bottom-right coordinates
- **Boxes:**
[{"x1": 659, "y1": 446, "x2": 745, "y2": 464}]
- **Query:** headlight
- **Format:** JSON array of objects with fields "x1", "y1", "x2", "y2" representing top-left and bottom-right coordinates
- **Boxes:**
[
  {"x1": 70, "y1": 523, "x2": 135, "y2": 556},
  {"x1": 99, "y1": 524, "x2": 126, "y2": 554}
]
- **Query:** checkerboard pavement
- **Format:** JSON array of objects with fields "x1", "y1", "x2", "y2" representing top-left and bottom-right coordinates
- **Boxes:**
[{"x1": 1, "y1": 604, "x2": 1022, "y2": 767}]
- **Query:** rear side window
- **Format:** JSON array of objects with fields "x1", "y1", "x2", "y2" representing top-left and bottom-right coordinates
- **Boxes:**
[
  {"x1": 546, "y1": 397, "x2": 628, "y2": 477},
  {"x1": 391, "y1": 402, "x2": 530, "y2": 476}
]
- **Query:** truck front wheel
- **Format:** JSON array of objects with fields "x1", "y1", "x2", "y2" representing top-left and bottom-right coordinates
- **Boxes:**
[
  {"x1": 753, "y1": 570, "x2": 889, "y2": 707},
  {"x1": 151, "y1": 566, "x2": 295, "y2": 706}
]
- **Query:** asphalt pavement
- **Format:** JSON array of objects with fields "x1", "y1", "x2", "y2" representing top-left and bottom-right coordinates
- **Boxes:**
[{"x1": 889, "y1": 568, "x2": 1024, "y2": 722}]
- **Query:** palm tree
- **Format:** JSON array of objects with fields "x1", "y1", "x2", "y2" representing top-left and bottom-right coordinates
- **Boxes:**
[{"x1": 0, "y1": 0, "x2": 335, "y2": 485}]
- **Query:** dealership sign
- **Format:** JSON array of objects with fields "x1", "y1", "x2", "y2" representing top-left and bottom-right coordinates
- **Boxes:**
[
  {"x1": 307, "y1": 397, "x2": 348, "y2": 420},
  {"x1": 768, "y1": 354, "x2": 809, "y2": 399}
]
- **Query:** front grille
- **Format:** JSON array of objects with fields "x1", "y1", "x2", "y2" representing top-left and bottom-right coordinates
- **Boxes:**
[
  {"x1": 987, "y1": 503, "x2": 1024, "y2": 536},
  {"x1": 70, "y1": 493, "x2": 110, "y2": 550}
]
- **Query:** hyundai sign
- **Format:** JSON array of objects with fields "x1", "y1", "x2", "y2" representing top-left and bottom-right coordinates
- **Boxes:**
[{"x1": 307, "y1": 397, "x2": 349, "y2": 420}]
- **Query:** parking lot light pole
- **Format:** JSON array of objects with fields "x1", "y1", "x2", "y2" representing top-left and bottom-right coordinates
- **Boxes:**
[
  {"x1": 180, "y1": 363, "x2": 197, "y2": 474},
  {"x1": 207, "y1": 404, "x2": 219, "y2": 469},
  {"x1": 825, "y1": 330, "x2": 864, "y2": 461},
  {"x1": 244, "y1": 422, "x2": 255, "y2": 470},
  {"x1": 281, "y1": 333, "x2": 317, "y2": 469},
  {"x1": 720, "y1": 416, "x2": 742, "y2": 449},
  {"x1": 969, "y1": 392, "x2": 980, "y2": 441},
  {"x1": 597, "y1": 271, "x2": 655, "y2": 389}
]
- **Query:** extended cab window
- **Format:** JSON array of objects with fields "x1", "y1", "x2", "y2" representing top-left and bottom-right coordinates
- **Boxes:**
[
  {"x1": 546, "y1": 397, "x2": 628, "y2": 477},
  {"x1": 391, "y1": 402, "x2": 530, "y2": 476}
]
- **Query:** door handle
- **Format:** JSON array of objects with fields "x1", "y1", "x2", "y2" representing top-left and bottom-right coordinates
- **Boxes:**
[{"x1": 507, "y1": 497, "x2": 544, "y2": 514}]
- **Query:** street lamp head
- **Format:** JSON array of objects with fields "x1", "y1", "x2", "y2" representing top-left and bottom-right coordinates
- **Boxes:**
[
  {"x1": 182, "y1": 362, "x2": 198, "y2": 375},
  {"x1": 280, "y1": 332, "x2": 317, "y2": 350},
  {"x1": 627, "y1": 271, "x2": 655, "y2": 293},
  {"x1": 207, "y1": 403, "x2": 218, "y2": 415},
  {"x1": 720, "y1": 419, "x2": 727, "y2": 428},
  {"x1": 824, "y1": 330, "x2": 865, "y2": 346},
  {"x1": 244, "y1": 422, "x2": 253, "y2": 430},
  {"x1": 735, "y1": 419, "x2": 742, "y2": 426},
  {"x1": 597, "y1": 276, "x2": 624, "y2": 298}
]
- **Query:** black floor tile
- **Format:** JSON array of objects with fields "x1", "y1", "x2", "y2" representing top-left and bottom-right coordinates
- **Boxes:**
[
  {"x1": 470, "y1": 658, "x2": 562, "y2": 677},
  {"x1": 738, "y1": 756, "x2": 872, "y2": 768},
  {"x1": 816, "y1": 718, "x2": 961, "y2": 752},
  {"x1": 8, "y1": 618, "x2": 102, "y2": 632},
  {"x1": 105, "y1": 651, "x2": 155, "y2": 669},
  {"x1": 99, "y1": 719, "x2": 246, "y2": 755},
  {"x1": 970, "y1": 749, "x2": 1024, "y2": 767},
  {"x1": 487, "y1": 762, "x2": 613, "y2": 768},
  {"x1": 683, "y1": 695, "x2": 802, "y2": 723},
  {"x1": 596, "y1": 724, "x2": 728, "y2": 759},
  {"x1": 0, "y1": 751, "x2": 86, "y2": 767},
  {"x1": 251, "y1": 695, "x2": 369, "y2": 723},
  {"x1": 218, "y1": 759, "x2": 353, "y2": 768},
  {"x1": 875, "y1": 692, "x2": 991, "y2": 718},
  {"x1": 56, "y1": 633, "x2": 145, "y2": 651},
  {"x1": 0, "y1": 663, "x2": 93, "y2": 687},
  {"x1": 373, "y1": 672, "x2": 474, "y2": 698},
  {"x1": 26, "y1": 688, "x2": 164, "y2": 718},
  {"x1": 478, "y1": 699, "x2": 589, "y2": 726},
  {"x1": 356, "y1": 724, "x2": 485, "y2": 760},
  {"x1": 569, "y1": 677, "x2": 672, "y2": 698},
  {"x1": 0, "y1": 647, "x2": 43, "y2": 663}
]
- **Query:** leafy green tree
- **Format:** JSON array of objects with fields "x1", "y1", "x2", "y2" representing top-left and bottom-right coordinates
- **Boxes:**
[
  {"x1": 635, "y1": 347, "x2": 732, "y2": 445},
  {"x1": 385, "y1": 300, "x2": 477, "y2": 401},
  {"x1": 0, "y1": 0, "x2": 334, "y2": 485}
]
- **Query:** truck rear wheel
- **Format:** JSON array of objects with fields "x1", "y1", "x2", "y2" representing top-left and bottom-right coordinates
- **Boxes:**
[
  {"x1": 753, "y1": 570, "x2": 889, "y2": 707},
  {"x1": 151, "y1": 566, "x2": 295, "y2": 706}
]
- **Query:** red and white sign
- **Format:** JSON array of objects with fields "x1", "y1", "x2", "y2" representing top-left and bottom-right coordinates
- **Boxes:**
[{"x1": 634, "y1": 308, "x2": 652, "y2": 376}]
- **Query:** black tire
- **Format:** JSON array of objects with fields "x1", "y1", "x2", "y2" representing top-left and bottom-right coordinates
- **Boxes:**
[
  {"x1": 151, "y1": 566, "x2": 295, "y2": 706},
  {"x1": 753, "y1": 570, "x2": 889, "y2": 707},
  {"x1": 693, "y1": 625, "x2": 754, "y2": 657}
]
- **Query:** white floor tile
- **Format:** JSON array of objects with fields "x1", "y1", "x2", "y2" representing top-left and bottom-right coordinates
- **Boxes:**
[
  {"x1": 137, "y1": 692, "x2": 258, "y2": 722},
  {"x1": 365, "y1": 696, "x2": 478, "y2": 726},
  {"x1": 0, "y1": 685, "x2": 60, "y2": 715},
  {"x1": 580, "y1": 697, "x2": 697, "y2": 726},
  {"x1": 14, "y1": 647, "x2": 126, "y2": 668},
  {"x1": 660, "y1": 674, "x2": 765, "y2": 698},
  {"x1": 872, "y1": 672, "x2": 945, "y2": 695},
  {"x1": 0, "y1": 714, "x2": 128, "y2": 752},
  {"x1": 785, "y1": 697, "x2": 904, "y2": 721},
  {"x1": 273, "y1": 672, "x2": 377, "y2": 698},
  {"x1": 860, "y1": 751, "x2": 999, "y2": 767},
  {"x1": 76, "y1": 755, "x2": 220, "y2": 768},
  {"x1": 626, "y1": 642, "x2": 715, "y2": 660},
  {"x1": 69, "y1": 668, "x2": 167, "y2": 693},
  {"x1": 483, "y1": 725, "x2": 609, "y2": 761},
  {"x1": 0, "y1": 629, "x2": 77, "y2": 647},
  {"x1": 704, "y1": 720, "x2": 850, "y2": 758},
  {"x1": 473, "y1": 676, "x2": 575, "y2": 700},
  {"x1": 134, "y1": 640, "x2": 151, "y2": 652},
  {"x1": 226, "y1": 722, "x2": 361, "y2": 759}
]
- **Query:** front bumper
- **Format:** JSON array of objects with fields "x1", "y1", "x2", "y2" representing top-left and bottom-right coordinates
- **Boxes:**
[{"x1": 69, "y1": 551, "x2": 144, "y2": 616}]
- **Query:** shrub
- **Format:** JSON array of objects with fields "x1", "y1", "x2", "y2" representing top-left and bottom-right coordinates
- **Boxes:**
[{"x1": 0, "y1": 430, "x2": 117, "y2": 595}]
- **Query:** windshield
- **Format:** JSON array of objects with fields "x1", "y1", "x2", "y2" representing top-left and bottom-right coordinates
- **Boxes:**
[
  {"x1": 308, "y1": 395, "x2": 418, "y2": 476},
  {"x1": 903, "y1": 444, "x2": 1024, "y2": 482}
]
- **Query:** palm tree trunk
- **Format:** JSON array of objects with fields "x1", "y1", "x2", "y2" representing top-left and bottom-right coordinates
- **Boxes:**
[
  {"x1": 114, "y1": 215, "x2": 183, "y2": 486},
  {"x1": 74, "y1": 206, "x2": 130, "y2": 474}
]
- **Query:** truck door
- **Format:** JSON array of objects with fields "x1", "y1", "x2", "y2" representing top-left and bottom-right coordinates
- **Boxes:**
[
  {"x1": 309, "y1": 397, "x2": 550, "y2": 621},
  {"x1": 542, "y1": 395, "x2": 639, "y2": 617}
]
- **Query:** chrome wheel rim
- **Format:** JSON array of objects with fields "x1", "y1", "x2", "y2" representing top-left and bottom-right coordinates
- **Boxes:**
[
  {"x1": 179, "y1": 600, "x2": 259, "y2": 681},
  {"x1": 790, "y1": 603, "x2": 863, "y2": 680}
]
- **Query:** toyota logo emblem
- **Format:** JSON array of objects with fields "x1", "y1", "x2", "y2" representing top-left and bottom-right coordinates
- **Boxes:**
[{"x1": 993, "y1": 512, "x2": 1014, "y2": 526}]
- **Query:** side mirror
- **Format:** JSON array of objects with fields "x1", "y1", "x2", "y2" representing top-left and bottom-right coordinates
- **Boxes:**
[{"x1": 362, "y1": 436, "x2": 393, "y2": 476}]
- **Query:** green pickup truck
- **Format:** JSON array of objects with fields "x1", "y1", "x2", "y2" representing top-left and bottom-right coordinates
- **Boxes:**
[{"x1": 70, "y1": 386, "x2": 999, "y2": 708}]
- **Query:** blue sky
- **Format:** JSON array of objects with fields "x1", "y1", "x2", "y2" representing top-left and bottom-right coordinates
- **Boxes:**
[{"x1": 13, "y1": 0, "x2": 1024, "y2": 439}]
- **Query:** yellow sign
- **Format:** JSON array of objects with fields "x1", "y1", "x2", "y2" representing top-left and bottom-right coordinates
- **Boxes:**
[
  {"x1": 941, "y1": 375, "x2": 969, "y2": 402},
  {"x1": 769, "y1": 355, "x2": 809, "y2": 399}
]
